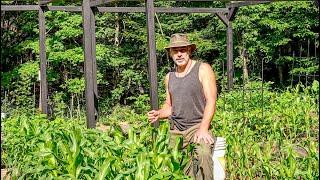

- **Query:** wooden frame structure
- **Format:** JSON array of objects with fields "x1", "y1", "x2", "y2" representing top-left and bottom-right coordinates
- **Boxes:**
[{"x1": 1, "y1": 0, "x2": 271, "y2": 128}]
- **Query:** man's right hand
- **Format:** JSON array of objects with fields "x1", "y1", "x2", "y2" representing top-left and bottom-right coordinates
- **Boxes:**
[{"x1": 147, "y1": 110, "x2": 160, "y2": 123}]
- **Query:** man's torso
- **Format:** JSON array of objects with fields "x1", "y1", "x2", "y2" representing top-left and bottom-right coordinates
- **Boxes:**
[{"x1": 168, "y1": 61, "x2": 206, "y2": 131}]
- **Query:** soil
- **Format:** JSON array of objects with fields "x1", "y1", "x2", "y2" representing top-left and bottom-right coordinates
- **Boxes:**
[
  {"x1": 96, "y1": 122, "x2": 131, "y2": 135},
  {"x1": 119, "y1": 122, "x2": 130, "y2": 135},
  {"x1": 96, "y1": 124, "x2": 110, "y2": 132}
]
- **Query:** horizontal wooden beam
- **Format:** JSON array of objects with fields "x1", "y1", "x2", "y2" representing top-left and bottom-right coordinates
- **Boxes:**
[
  {"x1": 156, "y1": 7, "x2": 228, "y2": 13},
  {"x1": 91, "y1": 0, "x2": 272, "y2": 7},
  {"x1": 97, "y1": 7, "x2": 144, "y2": 12},
  {"x1": 97, "y1": 7, "x2": 228, "y2": 13},
  {"x1": 47, "y1": 6, "x2": 82, "y2": 12},
  {"x1": 1, "y1": 5, "x2": 82, "y2": 12},
  {"x1": 2, "y1": 5, "x2": 228, "y2": 14},
  {"x1": 227, "y1": 1, "x2": 271, "y2": 8},
  {"x1": 1, "y1": 5, "x2": 39, "y2": 11}
]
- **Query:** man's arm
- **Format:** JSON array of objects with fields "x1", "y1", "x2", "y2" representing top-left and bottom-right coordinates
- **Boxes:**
[
  {"x1": 194, "y1": 63, "x2": 217, "y2": 144},
  {"x1": 147, "y1": 73, "x2": 172, "y2": 123}
]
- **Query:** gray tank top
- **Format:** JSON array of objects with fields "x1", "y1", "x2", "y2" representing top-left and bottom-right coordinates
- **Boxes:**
[{"x1": 168, "y1": 61, "x2": 206, "y2": 131}]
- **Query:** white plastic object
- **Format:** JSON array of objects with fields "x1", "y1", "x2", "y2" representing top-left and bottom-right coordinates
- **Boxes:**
[{"x1": 212, "y1": 137, "x2": 226, "y2": 180}]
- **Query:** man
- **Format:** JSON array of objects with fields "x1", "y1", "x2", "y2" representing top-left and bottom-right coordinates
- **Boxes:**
[{"x1": 147, "y1": 33, "x2": 217, "y2": 179}]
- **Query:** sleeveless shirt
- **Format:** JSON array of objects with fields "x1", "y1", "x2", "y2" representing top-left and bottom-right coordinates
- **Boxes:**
[{"x1": 168, "y1": 61, "x2": 206, "y2": 131}]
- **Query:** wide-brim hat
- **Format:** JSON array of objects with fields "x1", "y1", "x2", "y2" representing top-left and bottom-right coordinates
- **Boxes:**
[{"x1": 165, "y1": 33, "x2": 196, "y2": 52}]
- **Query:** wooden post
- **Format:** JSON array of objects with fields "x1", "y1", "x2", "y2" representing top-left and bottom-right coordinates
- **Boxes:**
[
  {"x1": 82, "y1": 0, "x2": 96, "y2": 128},
  {"x1": 146, "y1": 0, "x2": 159, "y2": 128},
  {"x1": 227, "y1": 21, "x2": 234, "y2": 90},
  {"x1": 216, "y1": 9, "x2": 236, "y2": 90},
  {"x1": 90, "y1": 7, "x2": 99, "y2": 123},
  {"x1": 226, "y1": 7, "x2": 237, "y2": 90},
  {"x1": 39, "y1": 5, "x2": 48, "y2": 115}
]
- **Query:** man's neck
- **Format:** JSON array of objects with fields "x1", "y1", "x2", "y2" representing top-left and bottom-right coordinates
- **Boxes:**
[{"x1": 177, "y1": 59, "x2": 193, "y2": 73}]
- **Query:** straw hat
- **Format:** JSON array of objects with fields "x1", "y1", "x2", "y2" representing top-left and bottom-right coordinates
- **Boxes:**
[{"x1": 165, "y1": 33, "x2": 196, "y2": 52}]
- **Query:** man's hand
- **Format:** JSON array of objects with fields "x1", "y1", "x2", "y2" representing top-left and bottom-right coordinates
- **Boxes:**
[
  {"x1": 147, "y1": 110, "x2": 160, "y2": 123},
  {"x1": 194, "y1": 128, "x2": 214, "y2": 144}
]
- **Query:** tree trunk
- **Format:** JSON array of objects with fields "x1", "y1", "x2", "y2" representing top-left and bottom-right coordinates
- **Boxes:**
[
  {"x1": 243, "y1": 55, "x2": 249, "y2": 83},
  {"x1": 39, "y1": 81, "x2": 41, "y2": 110},
  {"x1": 70, "y1": 94, "x2": 74, "y2": 119},
  {"x1": 114, "y1": 6, "x2": 120, "y2": 47},
  {"x1": 278, "y1": 65, "x2": 283, "y2": 84},
  {"x1": 77, "y1": 95, "x2": 81, "y2": 120},
  {"x1": 241, "y1": 48, "x2": 249, "y2": 83}
]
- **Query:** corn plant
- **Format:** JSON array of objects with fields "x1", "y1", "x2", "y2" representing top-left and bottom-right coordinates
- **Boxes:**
[{"x1": 213, "y1": 81, "x2": 319, "y2": 179}]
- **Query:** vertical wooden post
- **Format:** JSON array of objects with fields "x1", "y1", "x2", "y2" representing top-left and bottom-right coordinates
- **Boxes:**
[
  {"x1": 226, "y1": 19, "x2": 234, "y2": 90},
  {"x1": 216, "y1": 9, "x2": 236, "y2": 90},
  {"x1": 91, "y1": 7, "x2": 99, "y2": 123},
  {"x1": 146, "y1": 0, "x2": 159, "y2": 128},
  {"x1": 83, "y1": 0, "x2": 96, "y2": 128},
  {"x1": 39, "y1": 5, "x2": 48, "y2": 115}
]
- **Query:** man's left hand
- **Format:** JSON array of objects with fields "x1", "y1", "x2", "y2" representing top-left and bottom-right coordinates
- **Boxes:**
[{"x1": 194, "y1": 128, "x2": 214, "y2": 144}]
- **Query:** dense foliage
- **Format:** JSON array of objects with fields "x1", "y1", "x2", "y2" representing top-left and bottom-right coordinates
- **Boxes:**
[
  {"x1": 1, "y1": 1, "x2": 318, "y2": 115},
  {"x1": 2, "y1": 82, "x2": 318, "y2": 179}
]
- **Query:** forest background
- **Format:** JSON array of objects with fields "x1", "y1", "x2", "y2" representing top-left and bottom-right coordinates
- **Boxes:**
[{"x1": 1, "y1": 0, "x2": 319, "y2": 119}]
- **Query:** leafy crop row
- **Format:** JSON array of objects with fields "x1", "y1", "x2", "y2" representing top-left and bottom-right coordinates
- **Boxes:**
[
  {"x1": 2, "y1": 81, "x2": 319, "y2": 179},
  {"x1": 214, "y1": 81, "x2": 319, "y2": 179},
  {"x1": 2, "y1": 115, "x2": 190, "y2": 179}
]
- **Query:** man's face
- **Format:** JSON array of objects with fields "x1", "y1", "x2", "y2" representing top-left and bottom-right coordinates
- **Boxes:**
[{"x1": 170, "y1": 46, "x2": 191, "y2": 67}]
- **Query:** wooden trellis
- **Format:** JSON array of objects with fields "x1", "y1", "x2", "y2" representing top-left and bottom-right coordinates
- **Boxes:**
[{"x1": 1, "y1": 0, "x2": 272, "y2": 128}]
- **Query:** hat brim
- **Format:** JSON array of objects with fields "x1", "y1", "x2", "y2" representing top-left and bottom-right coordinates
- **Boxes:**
[{"x1": 165, "y1": 43, "x2": 196, "y2": 52}]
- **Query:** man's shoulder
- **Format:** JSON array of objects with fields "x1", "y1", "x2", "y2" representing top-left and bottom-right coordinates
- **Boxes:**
[
  {"x1": 165, "y1": 72, "x2": 172, "y2": 78},
  {"x1": 192, "y1": 59, "x2": 210, "y2": 68},
  {"x1": 165, "y1": 72, "x2": 171, "y2": 82},
  {"x1": 198, "y1": 61, "x2": 215, "y2": 83},
  {"x1": 199, "y1": 62, "x2": 213, "y2": 72}
]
